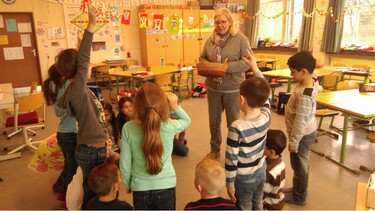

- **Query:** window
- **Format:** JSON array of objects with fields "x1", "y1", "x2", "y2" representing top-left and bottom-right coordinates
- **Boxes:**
[
  {"x1": 258, "y1": 0, "x2": 303, "y2": 46},
  {"x1": 341, "y1": 0, "x2": 375, "y2": 49}
]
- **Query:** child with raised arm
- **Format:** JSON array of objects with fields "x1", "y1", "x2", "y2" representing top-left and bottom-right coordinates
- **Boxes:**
[
  {"x1": 263, "y1": 129, "x2": 287, "y2": 210},
  {"x1": 184, "y1": 158, "x2": 236, "y2": 210},
  {"x1": 225, "y1": 49, "x2": 271, "y2": 210},
  {"x1": 282, "y1": 51, "x2": 319, "y2": 206},
  {"x1": 56, "y1": 3, "x2": 109, "y2": 209},
  {"x1": 86, "y1": 157, "x2": 133, "y2": 210},
  {"x1": 119, "y1": 82, "x2": 191, "y2": 210}
]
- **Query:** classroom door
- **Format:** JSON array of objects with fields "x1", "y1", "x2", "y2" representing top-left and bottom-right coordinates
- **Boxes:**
[{"x1": 0, "y1": 13, "x2": 41, "y2": 88}]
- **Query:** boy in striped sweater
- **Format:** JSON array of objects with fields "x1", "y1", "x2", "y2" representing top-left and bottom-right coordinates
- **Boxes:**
[
  {"x1": 263, "y1": 129, "x2": 287, "y2": 210},
  {"x1": 225, "y1": 50, "x2": 271, "y2": 210}
]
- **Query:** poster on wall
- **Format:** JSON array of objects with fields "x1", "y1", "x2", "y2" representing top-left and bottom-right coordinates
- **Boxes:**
[
  {"x1": 121, "y1": 9, "x2": 131, "y2": 25},
  {"x1": 92, "y1": 41, "x2": 106, "y2": 51},
  {"x1": 47, "y1": 27, "x2": 65, "y2": 39}
]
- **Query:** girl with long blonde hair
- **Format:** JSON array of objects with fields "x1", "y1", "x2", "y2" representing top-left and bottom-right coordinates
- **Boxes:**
[{"x1": 119, "y1": 82, "x2": 191, "y2": 210}]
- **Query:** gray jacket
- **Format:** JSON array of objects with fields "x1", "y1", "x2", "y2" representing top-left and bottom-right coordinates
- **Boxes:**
[{"x1": 200, "y1": 32, "x2": 251, "y2": 92}]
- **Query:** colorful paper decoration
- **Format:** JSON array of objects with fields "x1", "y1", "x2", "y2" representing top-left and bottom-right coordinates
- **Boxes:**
[
  {"x1": 153, "y1": 14, "x2": 163, "y2": 30},
  {"x1": 122, "y1": 9, "x2": 131, "y2": 25},
  {"x1": 168, "y1": 14, "x2": 179, "y2": 33},
  {"x1": 241, "y1": 7, "x2": 349, "y2": 23},
  {"x1": 139, "y1": 12, "x2": 148, "y2": 28},
  {"x1": 110, "y1": 6, "x2": 119, "y2": 21},
  {"x1": 70, "y1": 12, "x2": 108, "y2": 33},
  {"x1": 79, "y1": 0, "x2": 91, "y2": 12}
]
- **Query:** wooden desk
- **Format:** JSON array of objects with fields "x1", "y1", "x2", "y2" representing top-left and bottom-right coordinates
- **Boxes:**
[
  {"x1": 109, "y1": 65, "x2": 181, "y2": 95},
  {"x1": 0, "y1": 83, "x2": 21, "y2": 161},
  {"x1": 0, "y1": 83, "x2": 15, "y2": 110},
  {"x1": 356, "y1": 182, "x2": 370, "y2": 210},
  {"x1": 334, "y1": 66, "x2": 374, "y2": 82},
  {"x1": 257, "y1": 58, "x2": 279, "y2": 70},
  {"x1": 316, "y1": 90, "x2": 375, "y2": 174},
  {"x1": 263, "y1": 67, "x2": 338, "y2": 92}
]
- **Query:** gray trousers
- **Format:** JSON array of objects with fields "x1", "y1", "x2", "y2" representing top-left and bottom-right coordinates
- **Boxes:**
[{"x1": 207, "y1": 89, "x2": 240, "y2": 152}]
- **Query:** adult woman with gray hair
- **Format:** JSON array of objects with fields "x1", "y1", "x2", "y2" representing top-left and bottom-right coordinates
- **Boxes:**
[{"x1": 200, "y1": 8, "x2": 251, "y2": 160}]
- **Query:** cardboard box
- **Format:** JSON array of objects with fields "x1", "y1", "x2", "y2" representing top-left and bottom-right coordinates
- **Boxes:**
[{"x1": 367, "y1": 173, "x2": 375, "y2": 209}]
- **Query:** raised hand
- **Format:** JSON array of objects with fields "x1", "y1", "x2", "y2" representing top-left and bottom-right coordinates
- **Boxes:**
[
  {"x1": 243, "y1": 49, "x2": 259, "y2": 73},
  {"x1": 87, "y1": 1, "x2": 99, "y2": 33},
  {"x1": 165, "y1": 92, "x2": 179, "y2": 112}
]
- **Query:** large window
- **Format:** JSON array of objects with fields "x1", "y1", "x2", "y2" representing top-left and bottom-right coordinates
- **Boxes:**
[
  {"x1": 341, "y1": 0, "x2": 375, "y2": 49},
  {"x1": 258, "y1": 0, "x2": 303, "y2": 46}
]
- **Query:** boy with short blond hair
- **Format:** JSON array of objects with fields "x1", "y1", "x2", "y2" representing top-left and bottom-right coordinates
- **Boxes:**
[
  {"x1": 184, "y1": 158, "x2": 236, "y2": 210},
  {"x1": 225, "y1": 50, "x2": 271, "y2": 210},
  {"x1": 283, "y1": 51, "x2": 319, "y2": 206}
]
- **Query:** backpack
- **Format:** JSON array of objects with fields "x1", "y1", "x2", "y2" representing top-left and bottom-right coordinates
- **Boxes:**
[{"x1": 190, "y1": 82, "x2": 207, "y2": 98}]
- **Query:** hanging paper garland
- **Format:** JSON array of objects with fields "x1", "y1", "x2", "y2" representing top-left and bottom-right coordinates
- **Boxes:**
[{"x1": 241, "y1": 7, "x2": 349, "y2": 23}]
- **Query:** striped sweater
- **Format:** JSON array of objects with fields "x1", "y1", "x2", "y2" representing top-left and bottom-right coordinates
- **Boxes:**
[
  {"x1": 263, "y1": 157, "x2": 285, "y2": 210},
  {"x1": 284, "y1": 75, "x2": 318, "y2": 151},
  {"x1": 225, "y1": 82, "x2": 271, "y2": 189}
]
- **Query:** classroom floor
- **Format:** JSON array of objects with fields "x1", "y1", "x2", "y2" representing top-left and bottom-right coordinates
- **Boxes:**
[{"x1": 0, "y1": 83, "x2": 374, "y2": 210}]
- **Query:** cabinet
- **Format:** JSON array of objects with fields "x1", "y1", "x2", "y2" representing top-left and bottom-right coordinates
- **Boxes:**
[
  {"x1": 182, "y1": 9, "x2": 215, "y2": 65},
  {"x1": 139, "y1": 9, "x2": 242, "y2": 67},
  {"x1": 139, "y1": 9, "x2": 183, "y2": 67}
]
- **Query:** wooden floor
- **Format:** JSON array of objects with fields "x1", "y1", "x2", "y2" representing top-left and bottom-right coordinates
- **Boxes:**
[{"x1": 0, "y1": 84, "x2": 374, "y2": 210}]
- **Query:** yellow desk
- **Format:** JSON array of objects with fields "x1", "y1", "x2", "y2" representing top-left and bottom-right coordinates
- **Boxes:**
[
  {"x1": 263, "y1": 67, "x2": 339, "y2": 92},
  {"x1": 257, "y1": 58, "x2": 279, "y2": 70},
  {"x1": 109, "y1": 65, "x2": 181, "y2": 95},
  {"x1": 334, "y1": 66, "x2": 374, "y2": 82},
  {"x1": 0, "y1": 83, "x2": 21, "y2": 161},
  {"x1": 316, "y1": 90, "x2": 375, "y2": 174},
  {"x1": 356, "y1": 182, "x2": 370, "y2": 210}
]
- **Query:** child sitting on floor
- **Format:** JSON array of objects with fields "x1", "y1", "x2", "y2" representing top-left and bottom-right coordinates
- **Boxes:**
[
  {"x1": 87, "y1": 157, "x2": 133, "y2": 210},
  {"x1": 184, "y1": 158, "x2": 236, "y2": 210}
]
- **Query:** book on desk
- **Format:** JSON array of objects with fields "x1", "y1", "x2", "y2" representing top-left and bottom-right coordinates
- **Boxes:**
[{"x1": 104, "y1": 59, "x2": 125, "y2": 64}]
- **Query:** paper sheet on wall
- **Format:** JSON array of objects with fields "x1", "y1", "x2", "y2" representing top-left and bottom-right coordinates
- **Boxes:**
[
  {"x1": 0, "y1": 35, "x2": 9, "y2": 45},
  {"x1": 20, "y1": 34, "x2": 32, "y2": 47},
  {"x1": 5, "y1": 19, "x2": 17, "y2": 32},
  {"x1": 0, "y1": 15, "x2": 4, "y2": 28},
  {"x1": 3, "y1": 47, "x2": 24, "y2": 60},
  {"x1": 17, "y1": 23, "x2": 32, "y2": 33}
]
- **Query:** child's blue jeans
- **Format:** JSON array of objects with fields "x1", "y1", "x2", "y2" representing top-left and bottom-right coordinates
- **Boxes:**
[{"x1": 235, "y1": 169, "x2": 266, "y2": 210}]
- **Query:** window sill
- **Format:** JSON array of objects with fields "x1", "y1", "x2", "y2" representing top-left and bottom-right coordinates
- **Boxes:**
[
  {"x1": 253, "y1": 46, "x2": 298, "y2": 52},
  {"x1": 335, "y1": 50, "x2": 375, "y2": 57}
]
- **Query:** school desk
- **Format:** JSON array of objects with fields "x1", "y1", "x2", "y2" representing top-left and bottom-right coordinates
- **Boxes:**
[
  {"x1": 334, "y1": 66, "x2": 374, "y2": 82},
  {"x1": 256, "y1": 58, "x2": 279, "y2": 70},
  {"x1": 109, "y1": 65, "x2": 181, "y2": 95},
  {"x1": 316, "y1": 89, "x2": 375, "y2": 174},
  {"x1": 262, "y1": 67, "x2": 338, "y2": 92},
  {"x1": 0, "y1": 83, "x2": 21, "y2": 161}
]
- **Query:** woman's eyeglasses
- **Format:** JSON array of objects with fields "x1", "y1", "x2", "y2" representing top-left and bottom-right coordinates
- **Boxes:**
[{"x1": 214, "y1": 20, "x2": 228, "y2": 25}]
